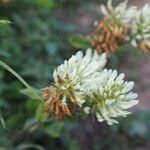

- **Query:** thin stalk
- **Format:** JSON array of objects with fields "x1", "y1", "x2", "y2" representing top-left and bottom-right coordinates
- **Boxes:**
[
  {"x1": 0, "y1": 60, "x2": 39, "y2": 99},
  {"x1": 0, "y1": 112, "x2": 6, "y2": 129}
]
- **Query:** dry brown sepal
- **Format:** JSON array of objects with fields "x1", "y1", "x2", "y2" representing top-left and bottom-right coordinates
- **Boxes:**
[
  {"x1": 139, "y1": 41, "x2": 150, "y2": 52},
  {"x1": 42, "y1": 85, "x2": 77, "y2": 120},
  {"x1": 88, "y1": 19, "x2": 128, "y2": 55}
]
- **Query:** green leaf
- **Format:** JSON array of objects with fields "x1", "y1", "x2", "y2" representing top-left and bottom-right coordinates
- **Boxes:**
[
  {"x1": 20, "y1": 88, "x2": 42, "y2": 100},
  {"x1": 5, "y1": 113, "x2": 26, "y2": 129},
  {"x1": 69, "y1": 34, "x2": 92, "y2": 48},
  {"x1": 33, "y1": 0, "x2": 56, "y2": 9},
  {"x1": 36, "y1": 103, "x2": 48, "y2": 123},
  {"x1": 44, "y1": 121, "x2": 64, "y2": 138},
  {"x1": 25, "y1": 99, "x2": 41, "y2": 115},
  {"x1": 0, "y1": 20, "x2": 11, "y2": 24},
  {"x1": 69, "y1": 139, "x2": 79, "y2": 150}
]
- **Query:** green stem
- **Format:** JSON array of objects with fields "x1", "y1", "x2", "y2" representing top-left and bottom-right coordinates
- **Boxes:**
[
  {"x1": 0, "y1": 60, "x2": 39, "y2": 99},
  {"x1": 0, "y1": 110, "x2": 6, "y2": 129}
]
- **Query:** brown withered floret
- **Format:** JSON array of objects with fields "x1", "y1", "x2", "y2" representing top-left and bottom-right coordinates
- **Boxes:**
[
  {"x1": 139, "y1": 41, "x2": 150, "y2": 52},
  {"x1": 88, "y1": 19, "x2": 128, "y2": 55},
  {"x1": 42, "y1": 86, "x2": 77, "y2": 120}
]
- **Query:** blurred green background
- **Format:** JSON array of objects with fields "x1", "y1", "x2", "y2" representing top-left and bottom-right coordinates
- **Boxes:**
[{"x1": 0, "y1": 0, "x2": 150, "y2": 149}]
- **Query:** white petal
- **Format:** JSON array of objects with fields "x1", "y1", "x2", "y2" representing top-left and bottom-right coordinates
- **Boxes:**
[
  {"x1": 107, "y1": 0, "x2": 113, "y2": 13},
  {"x1": 84, "y1": 107, "x2": 90, "y2": 114},
  {"x1": 123, "y1": 82, "x2": 134, "y2": 93},
  {"x1": 118, "y1": 100, "x2": 139, "y2": 109},
  {"x1": 100, "y1": 5, "x2": 109, "y2": 16},
  {"x1": 115, "y1": 73, "x2": 125, "y2": 83},
  {"x1": 96, "y1": 113, "x2": 104, "y2": 122}
]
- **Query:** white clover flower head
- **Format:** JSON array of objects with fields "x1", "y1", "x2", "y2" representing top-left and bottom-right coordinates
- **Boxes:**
[
  {"x1": 43, "y1": 48, "x2": 139, "y2": 122},
  {"x1": 100, "y1": 0, "x2": 137, "y2": 24},
  {"x1": 90, "y1": 0, "x2": 138, "y2": 55},
  {"x1": 53, "y1": 48, "x2": 107, "y2": 106},
  {"x1": 85, "y1": 69, "x2": 139, "y2": 125},
  {"x1": 130, "y1": 4, "x2": 150, "y2": 51}
]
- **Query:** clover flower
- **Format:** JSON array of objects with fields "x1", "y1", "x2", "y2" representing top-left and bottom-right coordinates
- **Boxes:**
[
  {"x1": 100, "y1": 0, "x2": 137, "y2": 24},
  {"x1": 43, "y1": 49, "x2": 138, "y2": 123},
  {"x1": 43, "y1": 49, "x2": 107, "y2": 119},
  {"x1": 88, "y1": 0, "x2": 137, "y2": 55},
  {"x1": 130, "y1": 4, "x2": 150, "y2": 52},
  {"x1": 84, "y1": 69, "x2": 139, "y2": 125}
]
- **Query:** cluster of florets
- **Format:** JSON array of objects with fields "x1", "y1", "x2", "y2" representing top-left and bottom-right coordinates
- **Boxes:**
[
  {"x1": 43, "y1": 49, "x2": 139, "y2": 125},
  {"x1": 130, "y1": 4, "x2": 150, "y2": 52},
  {"x1": 88, "y1": 0, "x2": 150, "y2": 54}
]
